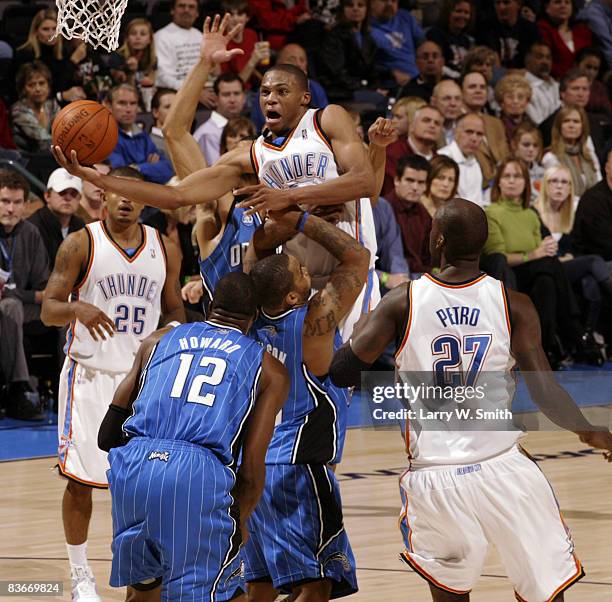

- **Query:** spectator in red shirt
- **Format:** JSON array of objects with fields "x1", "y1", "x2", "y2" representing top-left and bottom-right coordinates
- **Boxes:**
[
  {"x1": 385, "y1": 155, "x2": 432, "y2": 275},
  {"x1": 383, "y1": 105, "x2": 443, "y2": 197},
  {"x1": 249, "y1": 0, "x2": 312, "y2": 51},
  {"x1": 538, "y1": 0, "x2": 592, "y2": 79},
  {"x1": 221, "y1": 0, "x2": 270, "y2": 89}
]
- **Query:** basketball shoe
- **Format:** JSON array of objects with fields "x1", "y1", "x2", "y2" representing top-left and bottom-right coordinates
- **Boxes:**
[{"x1": 71, "y1": 566, "x2": 102, "y2": 601}]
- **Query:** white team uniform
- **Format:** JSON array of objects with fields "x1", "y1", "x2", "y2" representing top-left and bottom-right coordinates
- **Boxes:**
[
  {"x1": 252, "y1": 108, "x2": 380, "y2": 341},
  {"x1": 58, "y1": 222, "x2": 166, "y2": 487},
  {"x1": 395, "y1": 273, "x2": 584, "y2": 601}
]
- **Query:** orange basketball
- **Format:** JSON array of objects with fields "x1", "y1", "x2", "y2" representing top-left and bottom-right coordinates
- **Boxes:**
[{"x1": 52, "y1": 100, "x2": 119, "y2": 165}]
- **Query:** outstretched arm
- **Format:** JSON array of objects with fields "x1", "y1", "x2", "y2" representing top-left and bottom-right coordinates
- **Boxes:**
[
  {"x1": 236, "y1": 104, "x2": 376, "y2": 214},
  {"x1": 329, "y1": 284, "x2": 409, "y2": 387},
  {"x1": 52, "y1": 144, "x2": 252, "y2": 209},
  {"x1": 508, "y1": 289, "x2": 612, "y2": 459},
  {"x1": 164, "y1": 14, "x2": 244, "y2": 179}
]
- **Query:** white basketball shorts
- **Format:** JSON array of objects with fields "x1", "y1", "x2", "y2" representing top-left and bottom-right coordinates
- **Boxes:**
[
  {"x1": 398, "y1": 446, "x2": 584, "y2": 601},
  {"x1": 58, "y1": 357, "x2": 127, "y2": 487}
]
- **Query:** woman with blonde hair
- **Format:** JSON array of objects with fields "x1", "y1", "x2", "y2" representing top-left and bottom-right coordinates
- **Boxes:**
[
  {"x1": 110, "y1": 18, "x2": 157, "y2": 107},
  {"x1": 14, "y1": 9, "x2": 85, "y2": 101},
  {"x1": 420, "y1": 155, "x2": 459, "y2": 217},
  {"x1": 535, "y1": 165, "x2": 612, "y2": 344},
  {"x1": 542, "y1": 104, "x2": 601, "y2": 196}
]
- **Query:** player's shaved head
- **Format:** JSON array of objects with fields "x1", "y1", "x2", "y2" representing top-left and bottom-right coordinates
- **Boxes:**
[
  {"x1": 108, "y1": 166, "x2": 144, "y2": 180},
  {"x1": 265, "y1": 63, "x2": 309, "y2": 92},
  {"x1": 211, "y1": 272, "x2": 258, "y2": 318},
  {"x1": 432, "y1": 198, "x2": 488, "y2": 262}
]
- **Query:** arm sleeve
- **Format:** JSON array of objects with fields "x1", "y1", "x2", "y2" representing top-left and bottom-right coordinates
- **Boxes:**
[{"x1": 98, "y1": 404, "x2": 131, "y2": 452}]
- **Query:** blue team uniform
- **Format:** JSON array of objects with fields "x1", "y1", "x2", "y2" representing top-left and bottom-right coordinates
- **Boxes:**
[
  {"x1": 107, "y1": 321, "x2": 264, "y2": 601},
  {"x1": 199, "y1": 199, "x2": 262, "y2": 309},
  {"x1": 242, "y1": 305, "x2": 358, "y2": 598}
]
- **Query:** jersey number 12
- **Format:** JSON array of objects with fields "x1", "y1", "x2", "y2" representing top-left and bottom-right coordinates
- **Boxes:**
[{"x1": 170, "y1": 353, "x2": 227, "y2": 406}]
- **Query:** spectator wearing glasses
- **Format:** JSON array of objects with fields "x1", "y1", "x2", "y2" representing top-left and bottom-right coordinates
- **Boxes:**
[{"x1": 535, "y1": 165, "x2": 612, "y2": 343}]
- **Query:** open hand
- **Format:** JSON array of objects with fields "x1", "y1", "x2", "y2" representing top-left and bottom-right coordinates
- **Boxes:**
[
  {"x1": 51, "y1": 146, "x2": 103, "y2": 185},
  {"x1": 200, "y1": 14, "x2": 245, "y2": 65},
  {"x1": 74, "y1": 301, "x2": 116, "y2": 341}
]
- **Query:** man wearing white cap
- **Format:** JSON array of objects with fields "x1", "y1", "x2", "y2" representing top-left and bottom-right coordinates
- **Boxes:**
[{"x1": 29, "y1": 168, "x2": 85, "y2": 269}]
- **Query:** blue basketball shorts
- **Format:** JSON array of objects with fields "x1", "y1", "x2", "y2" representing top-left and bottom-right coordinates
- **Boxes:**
[
  {"x1": 107, "y1": 437, "x2": 244, "y2": 601},
  {"x1": 242, "y1": 463, "x2": 358, "y2": 598}
]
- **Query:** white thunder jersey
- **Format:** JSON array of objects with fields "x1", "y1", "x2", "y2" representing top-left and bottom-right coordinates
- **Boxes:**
[
  {"x1": 66, "y1": 221, "x2": 166, "y2": 373},
  {"x1": 395, "y1": 273, "x2": 520, "y2": 468},
  {"x1": 251, "y1": 108, "x2": 377, "y2": 288}
]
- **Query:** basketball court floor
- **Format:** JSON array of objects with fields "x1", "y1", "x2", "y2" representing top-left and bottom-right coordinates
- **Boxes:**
[{"x1": 2, "y1": 424, "x2": 611, "y2": 601}]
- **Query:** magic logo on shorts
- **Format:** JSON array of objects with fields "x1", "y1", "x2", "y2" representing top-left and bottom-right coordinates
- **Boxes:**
[
  {"x1": 224, "y1": 560, "x2": 244, "y2": 586},
  {"x1": 147, "y1": 451, "x2": 170, "y2": 462},
  {"x1": 322, "y1": 552, "x2": 351, "y2": 572}
]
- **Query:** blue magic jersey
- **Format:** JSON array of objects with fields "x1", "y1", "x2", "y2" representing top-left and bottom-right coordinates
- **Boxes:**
[
  {"x1": 253, "y1": 305, "x2": 349, "y2": 465},
  {"x1": 199, "y1": 198, "x2": 262, "y2": 306},
  {"x1": 123, "y1": 321, "x2": 264, "y2": 467}
]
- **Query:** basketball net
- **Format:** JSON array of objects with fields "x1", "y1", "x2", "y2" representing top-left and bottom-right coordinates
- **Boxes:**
[{"x1": 55, "y1": 0, "x2": 129, "y2": 52}]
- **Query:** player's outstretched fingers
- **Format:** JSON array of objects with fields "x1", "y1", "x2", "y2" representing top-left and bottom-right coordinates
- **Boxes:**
[
  {"x1": 100, "y1": 313, "x2": 117, "y2": 337},
  {"x1": 51, "y1": 145, "x2": 68, "y2": 168},
  {"x1": 211, "y1": 13, "x2": 221, "y2": 31}
]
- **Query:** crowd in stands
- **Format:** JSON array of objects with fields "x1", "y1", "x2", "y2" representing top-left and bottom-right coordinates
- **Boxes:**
[{"x1": 0, "y1": 0, "x2": 611, "y2": 418}]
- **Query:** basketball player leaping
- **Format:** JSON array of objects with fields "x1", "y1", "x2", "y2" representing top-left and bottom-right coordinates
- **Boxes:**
[
  {"x1": 242, "y1": 207, "x2": 370, "y2": 601},
  {"x1": 329, "y1": 198, "x2": 612, "y2": 602},
  {"x1": 97, "y1": 272, "x2": 289, "y2": 602},
  {"x1": 41, "y1": 167, "x2": 185, "y2": 601},
  {"x1": 52, "y1": 13, "x2": 384, "y2": 341}
]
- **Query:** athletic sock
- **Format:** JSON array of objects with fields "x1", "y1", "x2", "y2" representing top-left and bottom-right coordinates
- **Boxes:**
[{"x1": 67, "y1": 542, "x2": 88, "y2": 568}]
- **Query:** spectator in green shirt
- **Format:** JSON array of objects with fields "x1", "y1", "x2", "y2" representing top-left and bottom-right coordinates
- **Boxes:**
[{"x1": 483, "y1": 157, "x2": 585, "y2": 366}]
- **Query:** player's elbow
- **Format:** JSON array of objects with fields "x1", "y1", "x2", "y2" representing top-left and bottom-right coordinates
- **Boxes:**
[{"x1": 161, "y1": 122, "x2": 184, "y2": 141}]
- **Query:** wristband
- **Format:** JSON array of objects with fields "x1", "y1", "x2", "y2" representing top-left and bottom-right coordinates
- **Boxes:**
[
  {"x1": 380, "y1": 271, "x2": 389, "y2": 286},
  {"x1": 296, "y1": 211, "x2": 310, "y2": 233}
]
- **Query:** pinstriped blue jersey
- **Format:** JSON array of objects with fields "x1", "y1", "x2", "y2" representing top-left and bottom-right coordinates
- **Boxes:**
[
  {"x1": 253, "y1": 305, "x2": 349, "y2": 465},
  {"x1": 199, "y1": 199, "x2": 262, "y2": 305},
  {"x1": 123, "y1": 321, "x2": 264, "y2": 467}
]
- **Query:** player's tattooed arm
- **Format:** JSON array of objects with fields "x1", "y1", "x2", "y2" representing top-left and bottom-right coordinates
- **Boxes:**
[
  {"x1": 160, "y1": 236, "x2": 187, "y2": 325},
  {"x1": 508, "y1": 289, "x2": 612, "y2": 460},
  {"x1": 42, "y1": 231, "x2": 116, "y2": 340},
  {"x1": 293, "y1": 210, "x2": 369, "y2": 375},
  {"x1": 236, "y1": 352, "x2": 289, "y2": 539}
]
